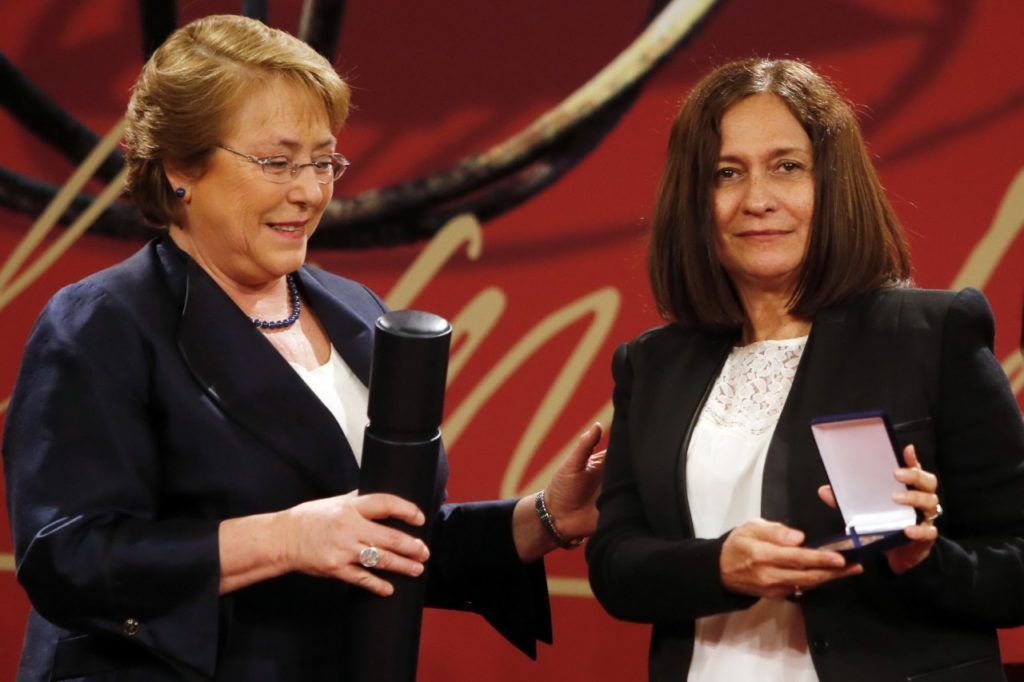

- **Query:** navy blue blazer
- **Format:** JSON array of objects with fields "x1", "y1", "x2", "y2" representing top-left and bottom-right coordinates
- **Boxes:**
[
  {"x1": 587, "y1": 288, "x2": 1024, "y2": 682},
  {"x1": 3, "y1": 237, "x2": 550, "y2": 681}
]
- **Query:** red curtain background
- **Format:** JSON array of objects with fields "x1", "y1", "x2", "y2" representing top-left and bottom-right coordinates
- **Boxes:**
[{"x1": 1, "y1": 1, "x2": 1022, "y2": 679}]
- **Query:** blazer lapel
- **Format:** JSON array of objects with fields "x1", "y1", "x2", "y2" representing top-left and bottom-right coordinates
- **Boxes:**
[
  {"x1": 769, "y1": 296, "x2": 908, "y2": 538},
  {"x1": 168, "y1": 249, "x2": 360, "y2": 497},
  {"x1": 759, "y1": 312, "x2": 840, "y2": 531},
  {"x1": 761, "y1": 301, "x2": 898, "y2": 537},
  {"x1": 295, "y1": 267, "x2": 376, "y2": 386},
  {"x1": 640, "y1": 328, "x2": 733, "y2": 539}
]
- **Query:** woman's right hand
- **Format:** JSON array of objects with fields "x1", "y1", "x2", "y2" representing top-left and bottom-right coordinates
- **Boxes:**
[
  {"x1": 720, "y1": 519, "x2": 863, "y2": 599},
  {"x1": 278, "y1": 491, "x2": 431, "y2": 596}
]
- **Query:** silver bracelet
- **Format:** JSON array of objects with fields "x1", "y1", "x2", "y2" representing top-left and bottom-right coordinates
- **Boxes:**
[{"x1": 535, "y1": 489, "x2": 584, "y2": 549}]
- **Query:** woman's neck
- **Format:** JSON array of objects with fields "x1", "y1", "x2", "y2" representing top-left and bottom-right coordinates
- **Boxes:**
[
  {"x1": 168, "y1": 225, "x2": 289, "y2": 321},
  {"x1": 738, "y1": 289, "x2": 811, "y2": 345}
]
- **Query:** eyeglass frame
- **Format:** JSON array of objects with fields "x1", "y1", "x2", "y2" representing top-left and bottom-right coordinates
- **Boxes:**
[{"x1": 216, "y1": 144, "x2": 350, "y2": 184}]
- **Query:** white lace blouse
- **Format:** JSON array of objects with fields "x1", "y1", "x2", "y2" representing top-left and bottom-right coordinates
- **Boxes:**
[{"x1": 685, "y1": 336, "x2": 819, "y2": 682}]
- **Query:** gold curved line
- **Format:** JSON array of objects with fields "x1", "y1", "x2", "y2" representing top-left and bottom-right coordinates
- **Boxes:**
[
  {"x1": 0, "y1": 394, "x2": 9, "y2": 416},
  {"x1": 950, "y1": 167, "x2": 1024, "y2": 291},
  {"x1": 447, "y1": 287, "x2": 507, "y2": 385},
  {"x1": 0, "y1": 118, "x2": 128, "y2": 293},
  {"x1": 0, "y1": 553, "x2": 14, "y2": 572},
  {"x1": 384, "y1": 213, "x2": 483, "y2": 310},
  {"x1": 478, "y1": 0, "x2": 719, "y2": 164},
  {"x1": 1003, "y1": 351, "x2": 1023, "y2": 396},
  {"x1": 335, "y1": 0, "x2": 720, "y2": 216},
  {"x1": 498, "y1": 288, "x2": 620, "y2": 498},
  {"x1": 547, "y1": 576, "x2": 593, "y2": 598},
  {"x1": 520, "y1": 399, "x2": 614, "y2": 494},
  {"x1": 0, "y1": 165, "x2": 130, "y2": 313}
]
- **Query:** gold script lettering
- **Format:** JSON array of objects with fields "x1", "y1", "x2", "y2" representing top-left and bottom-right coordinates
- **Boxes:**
[
  {"x1": 442, "y1": 287, "x2": 620, "y2": 463},
  {"x1": 385, "y1": 213, "x2": 483, "y2": 310},
  {"x1": 438, "y1": 282, "x2": 620, "y2": 599},
  {"x1": 379, "y1": 213, "x2": 510, "y2": 385},
  {"x1": 447, "y1": 287, "x2": 507, "y2": 385}
]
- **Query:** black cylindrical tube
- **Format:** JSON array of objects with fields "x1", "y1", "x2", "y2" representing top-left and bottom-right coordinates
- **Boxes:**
[{"x1": 343, "y1": 310, "x2": 451, "y2": 681}]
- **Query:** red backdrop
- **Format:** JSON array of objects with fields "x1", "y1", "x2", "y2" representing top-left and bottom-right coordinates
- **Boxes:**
[{"x1": 1, "y1": 1, "x2": 1022, "y2": 679}]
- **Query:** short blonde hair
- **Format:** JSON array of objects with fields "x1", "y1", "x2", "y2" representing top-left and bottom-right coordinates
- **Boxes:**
[{"x1": 124, "y1": 14, "x2": 350, "y2": 225}]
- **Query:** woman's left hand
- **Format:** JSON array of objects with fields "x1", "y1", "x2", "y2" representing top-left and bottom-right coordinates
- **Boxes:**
[
  {"x1": 511, "y1": 422, "x2": 606, "y2": 562},
  {"x1": 543, "y1": 422, "x2": 606, "y2": 540},
  {"x1": 818, "y1": 444, "x2": 940, "y2": 575},
  {"x1": 886, "y1": 444, "x2": 941, "y2": 574}
]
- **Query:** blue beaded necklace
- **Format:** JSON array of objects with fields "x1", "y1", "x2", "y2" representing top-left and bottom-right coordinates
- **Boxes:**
[{"x1": 250, "y1": 274, "x2": 301, "y2": 330}]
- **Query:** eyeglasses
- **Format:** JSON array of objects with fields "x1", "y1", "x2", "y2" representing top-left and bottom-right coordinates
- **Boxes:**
[{"x1": 217, "y1": 144, "x2": 350, "y2": 184}]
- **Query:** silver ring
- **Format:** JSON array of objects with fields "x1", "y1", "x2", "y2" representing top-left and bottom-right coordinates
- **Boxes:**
[
  {"x1": 925, "y1": 503, "x2": 944, "y2": 523},
  {"x1": 358, "y1": 546, "x2": 381, "y2": 569},
  {"x1": 793, "y1": 585, "x2": 803, "y2": 598}
]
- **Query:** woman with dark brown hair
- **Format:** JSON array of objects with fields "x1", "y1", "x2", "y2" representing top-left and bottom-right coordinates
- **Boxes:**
[{"x1": 587, "y1": 58, "x2": 1024, "y2": 681}]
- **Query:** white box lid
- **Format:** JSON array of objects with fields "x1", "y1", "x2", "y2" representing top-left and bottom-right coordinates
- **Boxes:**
[{"x1": 810, "y1": 413, "x2": 916, "y2": 535}]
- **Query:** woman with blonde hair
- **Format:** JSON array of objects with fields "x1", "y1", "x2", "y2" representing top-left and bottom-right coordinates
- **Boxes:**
[{"x1": 4, "y1": 15, "x2": 603, "y2": 680}]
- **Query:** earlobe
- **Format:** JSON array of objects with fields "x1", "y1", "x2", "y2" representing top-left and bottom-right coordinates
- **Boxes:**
[{"x1": 163, "y1": 164, "x2": 192, "y2": 203}]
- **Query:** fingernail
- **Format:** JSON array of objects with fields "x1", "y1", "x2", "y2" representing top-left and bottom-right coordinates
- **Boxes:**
[
  {"x1": 412, "y1": 564, "x2": 424, "y2": 576},
  {"x1": 892, "y1": 491, "x2": 907, "y2": 502},
  {"x1": 787, "y1": 530, "x2": 803, "y2": 543}
]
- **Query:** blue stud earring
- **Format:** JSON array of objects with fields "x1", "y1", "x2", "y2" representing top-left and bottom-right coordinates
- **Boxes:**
[{"x1": 174, "y1": 187, "x2": 186, "y2": 198}]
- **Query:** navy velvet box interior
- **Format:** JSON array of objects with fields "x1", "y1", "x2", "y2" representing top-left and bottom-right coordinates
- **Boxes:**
[{"x1": 807, "y1": 527, "x2": 909, "y2": 562}]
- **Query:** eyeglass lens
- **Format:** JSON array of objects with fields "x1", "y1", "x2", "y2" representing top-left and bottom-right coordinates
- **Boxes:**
[{"x1": 260, "y1": 156, "x2": 348, "y2": 184}]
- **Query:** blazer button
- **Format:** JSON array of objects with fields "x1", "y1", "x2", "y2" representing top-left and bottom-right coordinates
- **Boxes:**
[
  {"x1": 811, "y1": 635, "x2": 830, "y2": 655},
  {"x1": 121, "y1": 618, "x2": 141, "y2": 637}
]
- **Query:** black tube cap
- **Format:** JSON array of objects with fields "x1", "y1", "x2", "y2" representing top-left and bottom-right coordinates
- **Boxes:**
[{"x1": 367, "y1": 310, "x2": 452, "y2": 439}]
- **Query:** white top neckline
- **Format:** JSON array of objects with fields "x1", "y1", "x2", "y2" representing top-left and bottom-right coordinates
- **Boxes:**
[
  {"x1": 685, "y1": 337, "x2": 818, "y2": 682},
  {"x1": 287, "y1": 345, "x2": 369, "y2": 465},
  {"x1": 735, "y1": 334, "x2": 809, "y2": 349}
]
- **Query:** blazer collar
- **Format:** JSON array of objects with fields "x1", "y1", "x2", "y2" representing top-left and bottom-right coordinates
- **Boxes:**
[
  {"x1": 294, "y1": 267, "x2": 374, "y2": 386},
  {"x1": 654, "y1": 326, "x2": 736, "y2": 538},
  {"x1": 760, "y1": 300, "x2": 890, "y2": 535},
  {"x1": 157, "y1": 237, "x2": 362, "y2": 497},
  {"x1": 760, "y1": 313, "x2": 841, "y2": 527},
  {"x1": 665, "y1": 298, "x2": 892, "y2": 539}
]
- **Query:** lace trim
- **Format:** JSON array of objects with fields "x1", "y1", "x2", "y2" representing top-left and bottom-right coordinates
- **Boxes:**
[{"x1": 702, "y1": 337, "x2": 807, "y2": 436}]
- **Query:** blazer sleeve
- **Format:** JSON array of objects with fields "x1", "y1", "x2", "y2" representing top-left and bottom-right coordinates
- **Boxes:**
[
  {"x1": 2, "y1": 283, "x2": 222, "y2": 679},
  {"x1": 425, "y1": 499, "x2": 552, "y2": 658},
  {"x1": 890, "y1": 288, "x2": 1024, "y2": 627},
  {"x1": 586, "y1": 341, "x2": 757, "y2": 624}
]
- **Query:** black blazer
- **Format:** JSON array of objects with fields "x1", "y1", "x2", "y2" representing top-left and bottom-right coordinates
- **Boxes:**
[
  {"x1": 2, "y1": 237, "x2": 550, "y2": 681},
  {"x1": 587, "y1": 287, "x2": 1024, "y2": 682}
]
